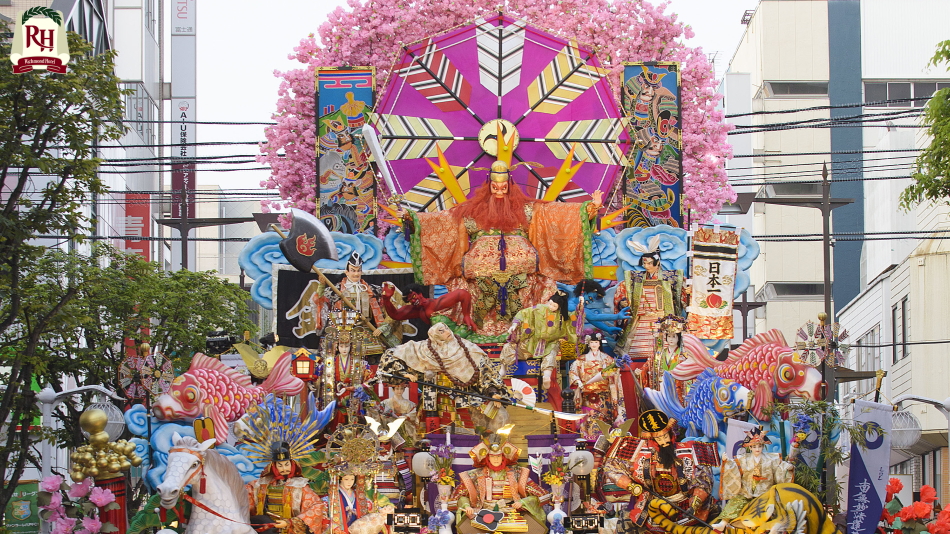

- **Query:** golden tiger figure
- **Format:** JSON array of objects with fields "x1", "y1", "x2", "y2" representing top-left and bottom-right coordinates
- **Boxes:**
[{"x1": 647, "y1": 483, "x2": 839, "y2": 534}]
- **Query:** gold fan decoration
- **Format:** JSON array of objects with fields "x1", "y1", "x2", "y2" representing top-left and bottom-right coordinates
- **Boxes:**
[
  {"x1": 238, "y1": 393, "x2": 326, "y2": 465},
  {"x1": 235, "y1": 343, "x2": 293, "y2": 379}
]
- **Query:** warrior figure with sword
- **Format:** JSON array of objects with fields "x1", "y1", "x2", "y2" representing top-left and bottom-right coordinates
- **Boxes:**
[{"x1": 601, "y1": 410, "x2": 717, "y2": 533}]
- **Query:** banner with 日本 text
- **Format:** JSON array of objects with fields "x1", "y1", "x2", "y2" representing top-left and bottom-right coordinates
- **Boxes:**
[{"x1": 687, "y1": 227, "x2": 738, "y2": 338}]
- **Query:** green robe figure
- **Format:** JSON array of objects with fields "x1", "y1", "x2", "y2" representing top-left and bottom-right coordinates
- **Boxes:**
[{"x1": 500, "y1": 290, "x2": 576, "y2": 391}]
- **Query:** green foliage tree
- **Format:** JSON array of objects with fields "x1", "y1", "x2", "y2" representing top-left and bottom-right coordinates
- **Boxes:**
[
  {"x1": 899, "y1": 40, "x2": 950, "y2": 209},
  {"x1": 0, "y1": 28, "x2": 256, "y2": 522},
  {"x1": 0, "y1": 245, "x2": 256, "y2": 522},
  {"x1": 0, "y1": 28, "x2": 127, "y2": 522}
]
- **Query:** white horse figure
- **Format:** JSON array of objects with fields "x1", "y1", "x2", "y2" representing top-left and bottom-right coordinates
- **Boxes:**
[{"x1": 157, "y1": 432, "x2": 255, "y2": 534}]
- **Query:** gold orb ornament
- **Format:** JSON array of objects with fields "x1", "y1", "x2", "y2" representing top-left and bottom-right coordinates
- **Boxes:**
[
  {"x1": 71, "y1": 471, "x2": 86, "y2": 483},
  {"x1": 79, "y1": 408, "x2": 109, "y2": 434},
  {"x1": 89, "y1": 431, "x2": 109, "y2": 447}
]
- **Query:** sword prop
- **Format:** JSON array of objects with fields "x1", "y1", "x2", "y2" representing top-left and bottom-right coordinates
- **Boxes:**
[{"x1": 377, "y1": 372, "x2": 584, "y2": 421}]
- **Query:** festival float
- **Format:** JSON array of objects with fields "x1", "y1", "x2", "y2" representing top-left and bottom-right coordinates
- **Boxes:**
[{"x1": 49, "y1": 2, "x2": 906, "y2": 534}]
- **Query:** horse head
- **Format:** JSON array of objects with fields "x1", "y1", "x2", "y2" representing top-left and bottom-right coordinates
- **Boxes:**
[{"x1": 156, "y1": 432, "x2": 215, "y2": 509}]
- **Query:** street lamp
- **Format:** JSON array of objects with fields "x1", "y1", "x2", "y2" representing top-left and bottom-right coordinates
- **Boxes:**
[
  {"x1": 35, "y1": 385, "x2": 124, "y2": 479},
  {"x1": 34, "y1": 385, "x2": 124, "y2": 534},
  {"x1": 892, "y1": 394, "x2": 950, "y2": 447}
]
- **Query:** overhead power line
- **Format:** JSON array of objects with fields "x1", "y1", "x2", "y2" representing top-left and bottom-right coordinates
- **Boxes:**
[
  {"x1": 124, "y1": 119, "x2": 277, "y2": 125},
  {"x1": 731, "y1": 148, "x2": 921, "y2": 159},
  {"x1": 724, "y1": 96, "x2": 937, "y2": 118},
  {"x1": 732, "y1": 108, "x2": 922, "y2": 130}
]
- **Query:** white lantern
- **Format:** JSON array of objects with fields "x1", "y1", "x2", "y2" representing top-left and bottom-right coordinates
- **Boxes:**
[
  {"x1": 81, "y1": 400, "x2": 126, "y2": 440},
  {"x1": 411, "y1": 450, "x2": 436, "y2": 477},
  {"x1": 568, "y1": 442, "x2": 595, "y2": 476},
  {"x1": 891, "y1": 409, "x2": 922, "y2": 450}
]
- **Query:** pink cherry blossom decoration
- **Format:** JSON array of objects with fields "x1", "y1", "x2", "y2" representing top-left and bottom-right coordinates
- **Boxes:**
[
  {"x1": 81, "y1": 516, "x2": 104, "y2": 533},
  {"x1": 67, "y1": 478, "x2": 94, "y2": 499},
  {"x1": 51, "y1": 517, "x2": 77, "y2": 534}
]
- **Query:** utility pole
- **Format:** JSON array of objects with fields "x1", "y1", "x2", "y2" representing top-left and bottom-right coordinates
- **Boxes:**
[
  {"x1": 156, "y1": 190, "x2": 254, "y2": 265},
  {"x1": 822, "y1": 163, "x2": 833, "y2": 324},
  {"x1": 752, "y1": 163, "x2": 853, "y2": 401}
]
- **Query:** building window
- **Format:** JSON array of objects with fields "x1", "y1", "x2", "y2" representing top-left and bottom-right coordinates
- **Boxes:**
[
  {"x1": 122, "y1": 83, "x2": 157, "y2": 146},
  {"x1": 865, "y1": 81, "x2": 950, "y2": 107},
  {"x1": 145, "y1": 0, "x2": 156, "y2": 35},
  {"x1": 765, "y1": 81, "x2": 828, "y2": 97},
  {"x1": 892, "y1": 297, "x2": 909, "y2": 363},
  {"x1": 891, "y1": 459, "x2": 912, "y2": 475},
  {"x1": 935, "y1": 449, "x2": 942, "y2": 503},
  {"x1": 902, "y1": 297, "x2": 909, "y2": 358},
  {"x1": 855, "y1": 325, "x2": 881, "y2": 394},
  {"x1": 757, "y1": 282, "x2": 824, "y2": 302},
  {"x1": 891, "y1": 305, "x2": 899, "y2": 364}
]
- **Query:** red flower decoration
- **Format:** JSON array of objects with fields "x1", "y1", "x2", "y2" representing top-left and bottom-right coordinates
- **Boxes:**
[
  {"x1": 898, "y1": 506, "x2": 916, "y2": 523},
  {"x1": 921, "y1": 485, "x2": 938, "y2": 504},
  {"x1": 912, "y1": 501, "x2": 934, "y2": 520},
  {"x1": 928, "y1": 519, "x2": 950, "y2": 534},
  {"x1": 886, "y1": 477, "x2": 904, "y2": 503},
  {"x1": 881, "y1": 509, "x2": 895, "y2": 525}
]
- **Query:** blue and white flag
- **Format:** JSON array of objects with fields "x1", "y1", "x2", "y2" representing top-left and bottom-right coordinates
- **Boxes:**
[{"x1": 846, "y1": 400, "x2": 892, "y2": 534}]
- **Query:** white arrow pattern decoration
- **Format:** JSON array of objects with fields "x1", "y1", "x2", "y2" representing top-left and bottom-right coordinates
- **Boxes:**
[{"x1": 475, "y1": 16, "x2": 526, "y2": 96}]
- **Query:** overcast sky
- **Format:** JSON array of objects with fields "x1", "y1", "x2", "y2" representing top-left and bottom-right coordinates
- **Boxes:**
[{"x1": 184, "y1": 0, "x2": 759, "y2": 191}]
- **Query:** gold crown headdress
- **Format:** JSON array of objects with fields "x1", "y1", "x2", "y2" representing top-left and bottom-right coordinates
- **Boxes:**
[
  {"x1": 471, "y1": 160, "x2": 543, "y2": 183},
  {"x1": 324, "y1": 423, "x2": 381, "y2": 476},
  {"x1": 741, "y1": 426, "x2": 772, "y2": 448},
  {"x1": 655, "y1": 314, "x2": 686, "y2": 333}
]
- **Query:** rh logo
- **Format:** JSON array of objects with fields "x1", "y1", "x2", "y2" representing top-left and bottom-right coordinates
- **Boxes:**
[{"x1": 10, "y1": 7, "x2": 70, "y2": 73}]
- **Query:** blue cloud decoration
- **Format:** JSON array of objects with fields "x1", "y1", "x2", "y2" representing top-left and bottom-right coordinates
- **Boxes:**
[
  {"x1": 239, "y1": 224, "x2": 759, "y2": 306},
  {"x1": 239, "y1": 231, "x2": 384, "y2": 309}
]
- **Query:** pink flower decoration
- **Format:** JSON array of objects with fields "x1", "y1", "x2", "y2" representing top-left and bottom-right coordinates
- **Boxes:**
[
  {"x1": 51, "y1": 517, "x2": 77, "y2": 534},
  {"x1": 88, "y1": 487, "x2": 115, "y2": 507},
  {"x1": 67, "y1": 478, "x2": 94, "y2": 499},
  {"x1": 40, "y1": 475, "x2": 64, "y2": 493},
  {"x1": 40, "y1": 491, "x2": 63, "y2": 511},
  {"x1": 82, "y1": 516, "x2": 104, "y2": 533}
]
